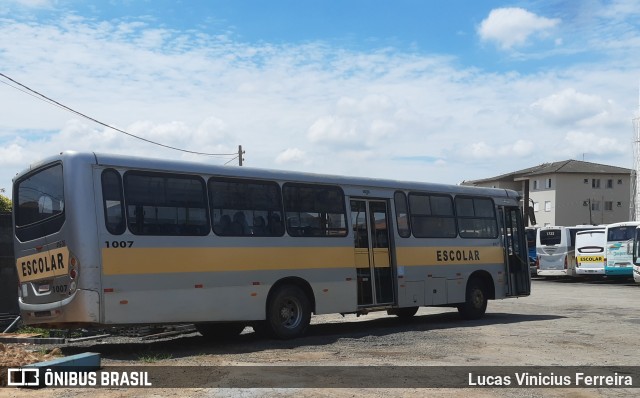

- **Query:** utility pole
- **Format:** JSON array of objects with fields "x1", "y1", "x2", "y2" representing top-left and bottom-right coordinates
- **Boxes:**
[{"x1": 238, "y1": 145, "x2": 245, "y2": 166}]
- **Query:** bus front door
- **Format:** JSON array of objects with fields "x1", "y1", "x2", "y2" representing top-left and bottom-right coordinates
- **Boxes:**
[
  {"x1": 500, "y1": 206, "x2": 531, "y2": 296},
  {"x1": 351, "y1": 199, "x2": 394, "y2": 306}
]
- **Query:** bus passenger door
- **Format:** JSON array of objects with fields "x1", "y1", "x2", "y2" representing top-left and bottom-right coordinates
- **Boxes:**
[
  {"x1": 500, "y1": 206, "x2": 531, "y2": 296},
  {"x1": 350, "y1": 199, "x2": 394, "y2": 306}
]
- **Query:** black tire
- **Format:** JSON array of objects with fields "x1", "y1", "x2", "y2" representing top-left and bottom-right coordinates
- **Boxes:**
[
  {"x1": 457, "y1": 278, "x2": 488, "y2": 320},
  {"x1": 265, "y1": 285, "x2": 311, "y2": 339},
  {"x1": 196, "y1": 322, "x2": 245, "y2": 339},
  {"x1": 387, "y1": 306, "x2": 419, "y2": 319}
]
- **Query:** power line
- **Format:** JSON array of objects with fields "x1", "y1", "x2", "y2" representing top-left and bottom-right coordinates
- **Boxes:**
[
  {"x1": 0, "y1": 73, "x2": 238, "y2": 158},
  {"x1": 224, "y1": 155, "x2": 239, "y2": 165}
]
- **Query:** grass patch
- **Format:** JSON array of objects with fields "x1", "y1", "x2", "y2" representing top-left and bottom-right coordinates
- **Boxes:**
[
  {"x1": 137, "y1": 350, "x2": 173, "y2": 363},
  {"x1": 15, "y1": 325, "x2": 50, "y2": 337}
]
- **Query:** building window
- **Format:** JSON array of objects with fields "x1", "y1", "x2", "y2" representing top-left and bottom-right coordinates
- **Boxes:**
[
  {"x1": 533, "y1": 180, "x2": 539, "y2": 190},
  {"x1": 591, "y1": 201, "x2": 600, "y2": 211},
  {"x1": 544, "y1": 201, "x2": 551, "y2": 212},
  {"x1": 618, "y1": 179, "x2": 623, "y2": 185},
  {"x1": 584, "y1": 179, "x2": 589, "y2": 184},
  {"x1": 592, "y1": 179, "x2": 601, "y2": 188},
  {"x1": 606, "y1": 179, "x2": 613, "y2": 189},
  {"x1": 545, "y1": 178, "x2": 552, "y2": 189},
  {"x1": 533, "y1": 202, "x2": 539, "y2": 212},
  {"x1": 605, "y1": 201, "x2": 613, "y2": 211}
]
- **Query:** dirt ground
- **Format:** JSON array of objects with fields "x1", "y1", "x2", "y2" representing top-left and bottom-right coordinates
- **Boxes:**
[
  {"x1": 2, "y1": 278, "x2": 639, "y2": 397},
  {"x1": 0, "y1": 343, "x2": 62, "y2": 387}
]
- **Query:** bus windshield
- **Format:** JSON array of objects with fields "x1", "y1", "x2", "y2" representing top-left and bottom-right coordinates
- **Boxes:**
[{"x1": 607, "y1": 226, "x2": 635, "y2": 242}]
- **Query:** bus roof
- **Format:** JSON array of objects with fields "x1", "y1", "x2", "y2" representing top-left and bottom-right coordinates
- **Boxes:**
[
  {"x1": 14, "y1": 151, "x2": 521, "y2": 201},
  {"x1": 605, "y1": 221, "x2": 640, "y2": 228}
]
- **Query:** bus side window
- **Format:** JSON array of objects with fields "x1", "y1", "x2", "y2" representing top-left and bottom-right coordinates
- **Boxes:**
[
  {"x1": 101, "y1": 169, "x2": 126, "y2": 235},
  {"x1": 408, "y1": 193, "x2": 456, "y2": 238},
  {"x1": 283, "y1": 183, "x2": 347, "y2": 237},
  {"x1": 123, "y1": 172, "x2": 209, "y2": 236},
  {"x1": 393, "y1": 191, "x2": 411, "y2": 238},
  {"x1": 455, "y1": 196, "x2": 497, "y2": 239},
  {"x1": 209, "y1": 177, "x2": 284, "y2": 237}
]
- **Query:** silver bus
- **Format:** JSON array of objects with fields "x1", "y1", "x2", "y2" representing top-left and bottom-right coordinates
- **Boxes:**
[{"x1": 13, "y1": 152, "x2": 531, "y2": 339}]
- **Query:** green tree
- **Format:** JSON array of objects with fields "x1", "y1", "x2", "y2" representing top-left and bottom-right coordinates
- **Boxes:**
[{"x1": 0, "y1": 192, "x2": 11, "y2": 212}]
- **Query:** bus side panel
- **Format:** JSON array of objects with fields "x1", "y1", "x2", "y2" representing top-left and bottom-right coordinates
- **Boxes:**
[
  {"x1": 395, "y1": 244, "x2": 508, "y2": 305},
  {"x1": 97, "y1": 241, "x2": 358, "y2": 324},
  {"x1": 100, "y1": 267, "x2": 357, "y2": 324}
]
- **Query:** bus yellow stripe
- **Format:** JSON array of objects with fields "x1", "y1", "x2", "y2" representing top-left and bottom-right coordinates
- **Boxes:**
[
  {"x1": 102, "y1": 247, "x2": 355, "y2": 275},
  {"x1": 397, "y1": 246, "x2": 504, "y2": 266},
  {"x1": 101, "y1": 245, "x2": 505, "y2": 275}
]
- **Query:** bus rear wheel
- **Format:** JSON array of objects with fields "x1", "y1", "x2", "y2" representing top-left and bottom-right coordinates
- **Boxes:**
[
  {"x1": 265, "y1": 285, "x2": 311, "y2": 339},
  {"x1": 457, "y1": 278, "x2": 488, "y2": 320},
  {"x1": 387, "y1": 306, "x2": 419, "y2": 319},
  {"x1": 196, "y1": 322, "x2": 245, "y2": 339}
]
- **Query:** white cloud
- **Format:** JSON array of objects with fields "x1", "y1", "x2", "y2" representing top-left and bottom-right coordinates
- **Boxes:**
[
  {"x1": 530, "y1": 88, "x2": 611, "y2": 126},
  {"x1": 478, "y1": 7, "x2": 560, "y2": 50},
  {"x1": 560, "y1": 131, "x2": 626, "y2": 157},
  {"x1": 464, "y1": 140, "x2": 535, "y2": 160},
  {"x1": 275, "y1": 148, "x2": 308, "y2": 165},
  {"x1": 0, "y1": 11, "x2": 638, "y2": 194},
  {"x1": 307, "y1": 95, "x2": 399, "y2": 147},
  {"x1": 307, "y1": 116, "x2": 359, "y2": 145}
]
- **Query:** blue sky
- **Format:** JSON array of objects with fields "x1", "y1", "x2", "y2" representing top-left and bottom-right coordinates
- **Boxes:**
[{"x1": 1, "y1": 0, "x2": 640, "y2": 196}]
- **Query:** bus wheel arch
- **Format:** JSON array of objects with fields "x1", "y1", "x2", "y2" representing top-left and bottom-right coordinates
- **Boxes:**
[
  {"x1": 262, "y1": 277, "x2": 315, "y2": 339},
  {"x1": 457, "y1": 271, "x2": 494, "y2": 320},
  {"x1": 387, "y1": 306, "x2": 419, "y2": 319}
]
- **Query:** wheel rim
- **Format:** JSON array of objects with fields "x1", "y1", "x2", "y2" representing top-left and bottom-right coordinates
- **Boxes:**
[
  {"x1": 471, "y1": 288, "x2": 484, "y2": 308},
  {"x1": 279, "y1": 297, "x2": 302, "y2": 329}
]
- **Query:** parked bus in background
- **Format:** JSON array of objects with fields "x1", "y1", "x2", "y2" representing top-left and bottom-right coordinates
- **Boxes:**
[
  {"x1": 605, "y1": 221, "x2": 640, "y2": 278},
  {"x1": 526, "y1": 226, "x2": 538, "y2": 276},
  {"x1": 536, "y1": 225, "x2": 604, "y2": 277},
  {"x1": 631, "y1": 225, "x2": 640, "y2": 283},
  {"x1": 12, "y1": 152, "x2": 530, "y2": 340},
  {"x1": 574, "y1": 229, "x2": 607, "y2": 277}
]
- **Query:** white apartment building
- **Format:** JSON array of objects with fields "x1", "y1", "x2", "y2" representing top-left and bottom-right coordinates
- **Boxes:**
[{"x1": 463, "y1": 160, "x2": 631, "y2": 226}]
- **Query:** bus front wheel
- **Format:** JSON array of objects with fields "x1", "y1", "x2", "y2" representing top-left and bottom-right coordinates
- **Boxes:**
[
  {"x1": 457, "y1": 278, "x2": 488, "y2": 320},
  {"x1": 265, "y1": 285, "x2": 311, "y2": 339}
]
